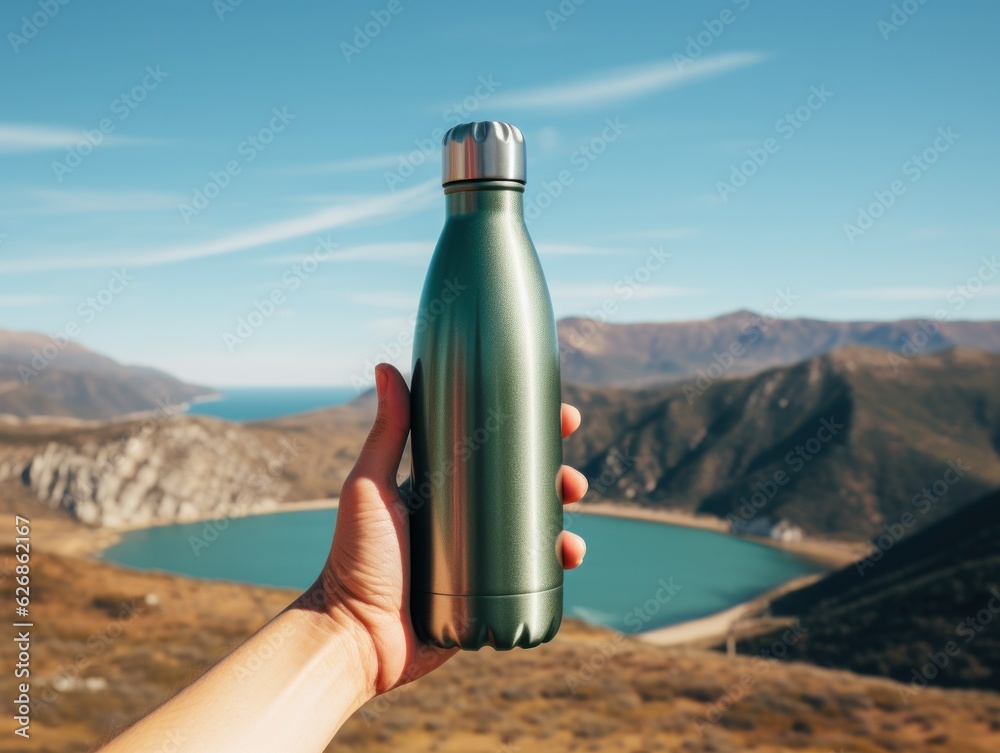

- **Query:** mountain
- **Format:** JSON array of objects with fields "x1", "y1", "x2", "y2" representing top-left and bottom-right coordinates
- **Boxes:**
[
  {"x1": 0, "y1": 329, "x2": 211, "y2": 420},
  {"x1": 737, "y1": 488, "x2": 1000, "y2": 691},
  {"x1": 562, "y1": 345, "x2": 1000, "y2": 538},
  {"x1": 558, "y1": 311, "x2": 1000, "y2": 386}
]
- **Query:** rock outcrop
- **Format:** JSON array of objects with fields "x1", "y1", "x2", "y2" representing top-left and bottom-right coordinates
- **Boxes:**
[{"x1": 18, "y1": 417, "x2": 293, "y2": 527}]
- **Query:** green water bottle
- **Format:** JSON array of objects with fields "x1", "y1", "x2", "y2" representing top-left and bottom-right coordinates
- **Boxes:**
[{"x1": 409, "y1": 121, "x2": 563, "y2": 650}]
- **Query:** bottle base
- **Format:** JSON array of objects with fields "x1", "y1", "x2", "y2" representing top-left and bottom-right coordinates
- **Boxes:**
[{"x1": 411, "y1": 587, "x2": 562, "y2": 650}]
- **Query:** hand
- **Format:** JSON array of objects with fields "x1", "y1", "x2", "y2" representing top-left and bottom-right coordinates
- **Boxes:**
[{"x1": 297, "y1": 363, "x2": 589, "y2": 698}]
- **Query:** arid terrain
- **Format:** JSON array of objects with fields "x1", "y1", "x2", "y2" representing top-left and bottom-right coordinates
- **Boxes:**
[{"x1": 3, "y1": 517, "x2": 999, "y2": 753}]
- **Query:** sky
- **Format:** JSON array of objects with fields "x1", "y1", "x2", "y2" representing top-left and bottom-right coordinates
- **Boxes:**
[{"x1": 1, "y1": 0, "x2": 998, "y2": 387}]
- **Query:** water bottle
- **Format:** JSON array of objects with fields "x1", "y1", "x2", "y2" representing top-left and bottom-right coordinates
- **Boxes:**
[{"x1": 409, "y1": 121, "x2": 563, "y2": 650}]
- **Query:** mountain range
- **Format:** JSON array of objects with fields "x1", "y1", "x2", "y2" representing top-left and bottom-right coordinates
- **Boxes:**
[
  {"x1": 0, "y1": 329, "x2": 211, "y2": 420},
  {"x1": 558, "y1": 310, "x2": 1000, "y2": 386}
]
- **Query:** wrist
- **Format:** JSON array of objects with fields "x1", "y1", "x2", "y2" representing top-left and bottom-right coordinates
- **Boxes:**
[{"x1": 286, "y1": 583, "x2": 380, "y2": 706}]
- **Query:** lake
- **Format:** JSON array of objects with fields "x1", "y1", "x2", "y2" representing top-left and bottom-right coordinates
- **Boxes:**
[
  {"x1": 186, "y1": 386, "x2": 358, "y2": 422},
  {"x1": 100, "y1": 509, "x2": 822, "y2": 633}
]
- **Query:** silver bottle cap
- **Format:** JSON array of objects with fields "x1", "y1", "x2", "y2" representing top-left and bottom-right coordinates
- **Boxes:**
[{"x1": 442, "y1": 121, "x2": 526, "y2": 185}]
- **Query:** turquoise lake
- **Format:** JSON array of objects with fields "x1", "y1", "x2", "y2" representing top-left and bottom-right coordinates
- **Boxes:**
[{"x1": 100, "y1": 510, "x2": 822, "y2": 633}]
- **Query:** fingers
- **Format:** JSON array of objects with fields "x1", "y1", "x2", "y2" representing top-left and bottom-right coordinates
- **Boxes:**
[
  {"x1": 559, "y1": 465, "x2": 588, "y2": 504},
  {"x1": 561, "y1": 403, "x2": 581, "y2": 438},
  {"x1": 560, "y1": 531, "x2": 586, "y2": 570},
  {"x1": 348, "y1": 364, "x2": 410, "y2": 488}
]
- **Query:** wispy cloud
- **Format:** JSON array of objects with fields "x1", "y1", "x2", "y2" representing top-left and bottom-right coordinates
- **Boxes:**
[
  {"x1": 282, "y1": 153, "x2": 406, "y2": 175},
  {"x1": 550, "y1": 283, "x2": 709, "y2": 301},
  {"x1": 826, "y1": 286, "x2": 1000, "y2": 301},
  {"x1": 594, "y1": 228, "x2": 698, "y2": 243},
  {"x1": 490, "y1": 53, "x2": 765, "y2": 110},
  {"x1": 0, "y1": 181, "x2": 438, "y2": 273},
  {"x1": 261, "y1": 241, "x2": 430, "y2": 265},
  {"x1": 0, "y1": 294, "x2": 57, "y2": 307},
  {"x1": 0, "y1": 123, "x2": 162, "y2": 153},
  {"x1": 536, "y1": 243, "x2": 622, "y2": 256},
  {"x1": 350, "y1": 291, "x2": 420, "y2": 309},
  {"x1": 6, "y1": 189, "x2": 183, "y2": 215}
]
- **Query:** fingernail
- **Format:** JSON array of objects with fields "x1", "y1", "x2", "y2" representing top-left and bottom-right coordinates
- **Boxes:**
[{"x1": 375, "y1": 365, "x2": 387, "y2": 400}]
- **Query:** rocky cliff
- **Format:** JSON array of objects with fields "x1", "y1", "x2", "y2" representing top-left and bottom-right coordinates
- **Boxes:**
[{"x1": 6, "y1": 417, "x2": 293, "y2": 527}]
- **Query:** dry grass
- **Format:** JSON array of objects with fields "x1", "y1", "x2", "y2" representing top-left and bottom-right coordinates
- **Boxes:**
[{"x1": 2, "y1": 543, "x2": 999, "y2": 753}]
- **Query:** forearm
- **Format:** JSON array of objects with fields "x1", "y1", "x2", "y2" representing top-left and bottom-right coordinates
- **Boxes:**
[{"x1": 100, "y1": 601, "x2": 377, "y2": 753}]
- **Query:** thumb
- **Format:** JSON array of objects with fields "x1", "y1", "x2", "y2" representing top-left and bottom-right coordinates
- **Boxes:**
[{"x1": 350, "y1": 363, "x2": 410, "y2": 488}]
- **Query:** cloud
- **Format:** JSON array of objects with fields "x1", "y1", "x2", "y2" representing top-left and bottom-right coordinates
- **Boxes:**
[
  {"x1": 490, "y1": 53, "x2": 765, "y2": 110},
  {"x1": 350, "y1": 291, "x2": 420, "y2": 309},
  {"x1": 282, "y1": 153, "x2": 408, "y2": 174},
  {"x1": 594, "y1": 228, "x2": 698, "y2": 243},
  {"x1": 0, "y1": 294, "x2": 57, "y2": 307},
  {"x1": 260, "y1": 241, "x2": 430, "y2": 265},
  {"x1": 0, "y1": 123, "x2": 161, "y2": 153},
  {"x1": 0, "y1": 181, "x2": 438, "y2": 273},
  {"x1": 535, "y1": 243, "x2": 623, "y2": 256},
  {"x1": 550, "y1": 283, "x2": 708, "y2": 301},
  {"x1": 7, "y1": 189, "x2": 183, "y2": 215},
  {"x1": 826, "y1": 286, "x2": 1000, "y2": 301}
]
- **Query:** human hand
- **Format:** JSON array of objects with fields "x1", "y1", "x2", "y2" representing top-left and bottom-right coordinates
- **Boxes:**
[{"x1": 297, "y1": 363, "x2": 589, "y2": 698}]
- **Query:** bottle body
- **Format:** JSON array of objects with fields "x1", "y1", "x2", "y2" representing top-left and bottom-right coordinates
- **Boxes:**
[{"x1": 409, "y1": 182, "x2": 563, "y2": 650}]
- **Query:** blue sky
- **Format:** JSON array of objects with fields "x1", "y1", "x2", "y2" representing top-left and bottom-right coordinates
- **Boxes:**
[{"x1": 1, "y1": 0, "x2": 998, "y2": 387}]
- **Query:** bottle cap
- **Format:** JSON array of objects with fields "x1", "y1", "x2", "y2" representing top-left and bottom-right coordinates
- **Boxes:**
[{"x1": 441, "y1": 121, "x2": 526, "y2": 185}]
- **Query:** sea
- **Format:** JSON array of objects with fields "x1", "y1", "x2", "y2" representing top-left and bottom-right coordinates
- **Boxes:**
[{"x1": 185, "y1": 386, "x2": 359, "y2": 422}]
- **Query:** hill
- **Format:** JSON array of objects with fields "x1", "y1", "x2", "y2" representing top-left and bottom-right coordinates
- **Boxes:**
[
  {"x1": 0, "y1": 329, "x2": 211, "y2": 420},
  {"x1": 558, "y1": 311, "x2": 1000, "y2": 386},
  {"x1": 737, "y1": 488, "x2": 1000, "y2": 692}
]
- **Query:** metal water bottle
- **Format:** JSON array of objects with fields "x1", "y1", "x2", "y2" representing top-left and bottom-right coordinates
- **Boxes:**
[{"x1": 409, "y1": 121, "x2": 563, "y2": 650}]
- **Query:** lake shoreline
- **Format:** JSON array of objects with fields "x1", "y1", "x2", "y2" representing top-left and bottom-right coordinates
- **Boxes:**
[{"x1": 37, "y1": 497, "x2": 862, "y2": 646}]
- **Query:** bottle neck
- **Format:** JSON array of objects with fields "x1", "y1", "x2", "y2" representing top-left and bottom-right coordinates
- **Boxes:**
[{"x1": 443, "y1": 180, "x2": 525, "y2": 218}]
